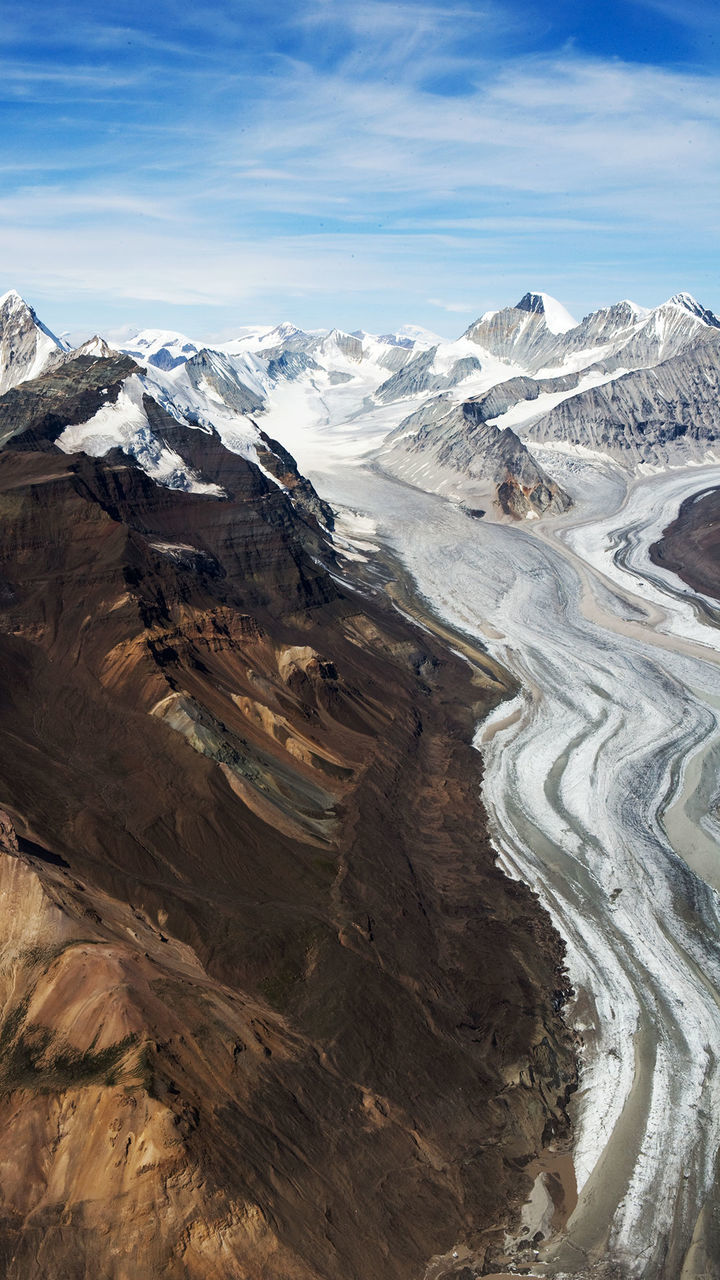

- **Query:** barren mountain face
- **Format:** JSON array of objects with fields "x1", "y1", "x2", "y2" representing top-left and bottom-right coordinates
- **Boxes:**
[
  {"x1": 6, "y1": 283, "x2": 720, "y2": 1279},
  {"x1": 0, "y1": 354, "x2": 576, "y2": 1279}
]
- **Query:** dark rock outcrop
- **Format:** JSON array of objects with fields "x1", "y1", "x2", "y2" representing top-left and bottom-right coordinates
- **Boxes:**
[
  {"x1": 0, "y1": 353, "x2": 139, "y2": 451},
  {"x1": 256, "y1": 428, "x2": 335, "y2": 529},
  {"x1": 650, "y1": 485, "x2": 720, "y2": 602}
]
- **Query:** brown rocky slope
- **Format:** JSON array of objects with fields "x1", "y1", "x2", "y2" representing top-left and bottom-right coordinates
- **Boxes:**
[{"x1": 0, "y1": 355, "x2": 576, "y2": 1278}]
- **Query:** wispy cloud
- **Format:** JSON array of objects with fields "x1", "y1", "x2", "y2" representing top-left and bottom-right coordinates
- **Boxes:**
[
  {"x1": 428, "y1": 299, "x2": 478, "y2": 312},
  {"x1": 1, "y1": 0, "x2": 719, "y2": 331},
  {"x1": 631, "y1": 0, "x2": 720, "y2": 29}
]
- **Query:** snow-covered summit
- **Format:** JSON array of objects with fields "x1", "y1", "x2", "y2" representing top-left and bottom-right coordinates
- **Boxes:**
[
  {"x1": 74, "y1": 336, "x2": 117, "y2": 359},
  {"x1": 667, "y1": 292, "x2": 720, "y2": 329},
  {"x1": 0, "y1": 289, "x2": 68, "y2": 393},
  {"x1": 121, "y1": 329, "x2": 199, "y2": 372},
  {"x1": 515, "y1": 292, "x2": 577, "y2": 334}
]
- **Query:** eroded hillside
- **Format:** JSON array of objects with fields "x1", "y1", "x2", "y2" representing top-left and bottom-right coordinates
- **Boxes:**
[{"x1": 0, "y1": 356, "x2": 576, "y2": 1279}]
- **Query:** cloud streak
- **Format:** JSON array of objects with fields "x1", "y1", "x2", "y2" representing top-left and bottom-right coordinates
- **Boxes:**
[{"x1": 1, "y1": 0, "x2": 719, "y2": 331}]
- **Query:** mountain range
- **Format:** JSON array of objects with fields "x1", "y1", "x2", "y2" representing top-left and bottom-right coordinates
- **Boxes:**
[
  {"x1": 0, "y1": 281, "x2": 718, "y2": 1277},
  {"x1": 4, "y1": 284, "x2": 720, "y2": 525},
  {"x1": 0, "y1": 287, "x2": 580, "y2": 1280}
]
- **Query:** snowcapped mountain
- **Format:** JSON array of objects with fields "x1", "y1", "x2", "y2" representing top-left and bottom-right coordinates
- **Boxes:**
[
  {"x1": 121, "y1": 329, "x2": 199, "y2": 371},
  {"x1": 453, "y1": 290, "x2": 716, "y2": 384},
  {"x1": 3, "y1": 286, "x2": 720, "y2": 520},
  {"x1": 514, "y1": 291, "x2": 577, "y2": 333},
  {"x1": 525, "y1": 332, "x2": 720, "y2": 465},
  {"x1": 0, "y1": 301, "x2": 333, "y2": 526},
  {"x1": 73, "y1": 335, "x2": 116, "y2": 359},
  {"x1": 371, "y1": 290, "x2": 720, "y2": 505},
  {"x1": 0, "y1": 290, "x2": 68, "y2": 393}
]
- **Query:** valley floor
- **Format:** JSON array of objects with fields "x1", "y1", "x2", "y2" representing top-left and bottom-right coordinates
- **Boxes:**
[{"x1": 294, "y1": 440, "x2": 720, "y2": 1280}]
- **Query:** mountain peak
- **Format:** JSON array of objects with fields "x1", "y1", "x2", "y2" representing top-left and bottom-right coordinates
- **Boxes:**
[
  {"x1": 667, "y1": 292, "x2": 720, "y2": 329},
  {"x1": 515, "y1": 292, "x2": 577, "y2": 334},
  {"x1": 0, "y1": 289, "x2": 67, "y2": 392},
  {"x1": 0, "y1": 289, "x2": 42, "y2": 324},
  {"x1": 267, "y1": 321, "x2": 304, "y2": 341},
  {"x1": 74, "y1": 335, "x2": 116, "y2": 359}
]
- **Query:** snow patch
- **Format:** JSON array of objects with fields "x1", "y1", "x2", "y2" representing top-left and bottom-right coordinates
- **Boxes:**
[{"x1": 56, "y1": 375, "x2": 224, "y2": 496}]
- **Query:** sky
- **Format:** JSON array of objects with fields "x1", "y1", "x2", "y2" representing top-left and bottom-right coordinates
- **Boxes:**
[{"x1": 1, "y1": 0, "x2": 719, "y2": 340}]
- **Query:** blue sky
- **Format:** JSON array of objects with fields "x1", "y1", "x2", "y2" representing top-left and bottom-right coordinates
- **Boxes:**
[{"x1": 1, "y1": 0, "x2": 719, "y2": 339}]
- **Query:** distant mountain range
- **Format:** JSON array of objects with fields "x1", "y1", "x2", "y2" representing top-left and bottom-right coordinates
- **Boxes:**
[{"x1": 3, "y1": 284, "x2": 720, "y2": 519}]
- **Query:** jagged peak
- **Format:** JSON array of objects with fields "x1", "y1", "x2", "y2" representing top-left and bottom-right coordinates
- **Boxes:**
[
  {"x1": 0, "y1": 289, "x2": 48, "y2": 329},
  {"x1": 0, "y1": 288, "x2": 25, "y2": 308},
  {"x1": 669, "y1": 291, "x2": 702, "y2": 310},
  {"x1": 665, "y1": 292, "x2": 720, "y2": 328},
  {"x1": 615, "y1": 299, "x2": 649, "y2": 316},
  {"x1": 73, "y1": 335, "x2": 117, "y2": 359},
  {"x1": 577, "y1": 299, "x2": 649, "y2": 327},
  {"x1": 0, "y1": 289, "x2": 68, "y2": 360},
  {"x1": 515, "y1": 292, "x2": 577, "y2": 334}
]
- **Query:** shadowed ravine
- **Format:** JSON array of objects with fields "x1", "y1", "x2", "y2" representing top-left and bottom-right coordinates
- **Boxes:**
[{"x1": 305, "y1": 457, "x2": 720, "y2": 1280}]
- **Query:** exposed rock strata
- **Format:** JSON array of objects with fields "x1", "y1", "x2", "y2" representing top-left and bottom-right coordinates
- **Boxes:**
[
  {"x1": 374, "y1": 348, "x2": 484, "y2": 403},
  {"x1": 0, "y1": 361, "x2": 577, "y2": 1278},
  {"x1": 526, "y1": 334, "x2": 720, "y2": 464},
  {"x1": 379, "y1": 394, "x2": 572, "y2": 518},
  {"x1": 0, "y1": 353, "x2": 139, "y2": 451},
  {"x1": 183, "y1": 348, "x2": 265, "y2": 415}
]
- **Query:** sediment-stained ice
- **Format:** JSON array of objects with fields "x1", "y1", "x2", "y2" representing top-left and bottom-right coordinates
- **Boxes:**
[{"x1": 289, "y1": 443, "x2": 720, "y2": 1278}]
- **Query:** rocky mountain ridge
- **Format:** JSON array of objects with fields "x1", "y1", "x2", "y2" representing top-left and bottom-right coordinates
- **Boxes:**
[
  {"x1": 0, "y1": 344, "x2": 577, "y2": 1278},
  {"x1": 381, "y1": 393, "x2": 572, "y2": 518},
  {"x1": 6, "y1": 286, "x2": 720, "y2": 523},
  {"x1": 526, "y1": 330, "x2": 720, "y2": 464}
]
